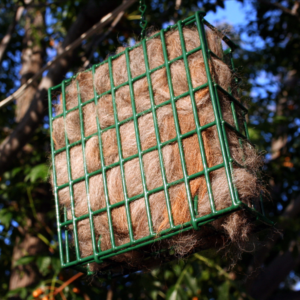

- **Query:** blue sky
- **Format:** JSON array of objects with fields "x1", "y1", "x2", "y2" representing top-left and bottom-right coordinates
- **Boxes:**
[
  {"x1": 205, "y1": 0, "x2": 252, "y2": 26},
  {"x1": 207, "y1": 1, "x2": 299, "y2": 291},
  {"x1": 204, "y1": 1, "x2": 279, "y2": 107},
  {"x1": 204, "y1": 2, "x2": 250, "y2": 50},
  {"x1": 204, "y1": 0, "x2": 264, "y2": 49}
]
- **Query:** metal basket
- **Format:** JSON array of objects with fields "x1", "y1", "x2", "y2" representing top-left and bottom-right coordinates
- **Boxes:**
[{"x1": 48, "y1": 11, "x2": 271, "y2": 276}]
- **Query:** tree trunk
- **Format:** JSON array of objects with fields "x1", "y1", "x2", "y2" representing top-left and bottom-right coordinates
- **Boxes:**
[
  {"x1": 16, "y1": 5, "x2": 44, "y2": 121},
  {"x1": 9, "y1": 5, "x2": 46, "y2": 296},
  {"x1": 9, "y1": 226, "x2": 47, "y2": 291},
  {"x1": 245, "y1": 70, "x2": 300, "y2": 298},
  {"x1": 249, "y1": 241, "x2": 300, "y2": 300},
  {"x1": 0, "y1": 0, "x2": 119, "y2": 176}
]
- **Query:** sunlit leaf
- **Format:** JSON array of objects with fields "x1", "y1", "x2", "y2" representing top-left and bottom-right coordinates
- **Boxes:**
[
  {"x1": 167, "y1": 286, "x2": 180, "y2": 300},
  {"x1": 36, "y1": 256, "x2": 51, "y2": 276},
  {"x1": 217, "y1": 281, "x2": 230, "y2": 300},
  {"x1": 14, "y1": 256, "x2": 35, "y2": 267},
  {"x1": 25, "y1": 164, "x2": 49, "y2": 183},
  {"x1": 0, "y1": 210, "x2": 12, "y2": 229},
  {"x1": 184, "y1": 272, "x2": 198, "y2": 295}
]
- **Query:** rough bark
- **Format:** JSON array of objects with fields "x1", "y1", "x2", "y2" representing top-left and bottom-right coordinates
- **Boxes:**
[
  {"x1": 249, "y1": 241, "x2": 300, "y2": 300},
  {"x1": 245, "y1": 195, "x2": 300, "y2": 290},
  {"x1": 271, "y1": 291, "x2": 300, "y2": 300},
  {"x1": 245, "y1": 65, "x2": 300, "y2": 297},
  {"x1": 9, "y1": 229, "x2": 47, "y2": 291},
  {"x1": 6, "y1": 0, "x2": 120, "y2": 295},
  {"x1": 16, "y1": 6, "x2": 44, "y2": 121},
  {"x1": 0, "y1": 6, "x2": 24, "y2": 66},
  {"x1": 8, "y1": 6, "x2": 47, "y2": 295},
  {"x1": 270, "y1": 96, "x2": 288, "y2": 160}
]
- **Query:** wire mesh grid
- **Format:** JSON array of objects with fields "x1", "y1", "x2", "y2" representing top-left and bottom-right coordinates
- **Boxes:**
[{"x1": 48, "y1": 11, "x2": 270, "y2": 274}]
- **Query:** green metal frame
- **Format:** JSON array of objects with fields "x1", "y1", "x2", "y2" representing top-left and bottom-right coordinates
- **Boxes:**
[{"x1": 48, "y1": 11, "x2": 271, "y2": 275}]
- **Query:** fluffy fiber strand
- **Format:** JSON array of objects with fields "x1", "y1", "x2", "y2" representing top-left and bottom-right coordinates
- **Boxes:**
[{"x1": 51, "y1": 27, "x2": 264, "y2": 272}]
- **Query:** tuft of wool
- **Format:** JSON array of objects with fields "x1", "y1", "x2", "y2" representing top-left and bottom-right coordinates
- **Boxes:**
[{"x1": 51, "y1": 27, "x2": 264, "y2": 272}]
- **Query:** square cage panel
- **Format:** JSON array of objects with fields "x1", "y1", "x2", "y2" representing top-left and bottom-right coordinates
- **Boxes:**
[{"x1": 48, "y1": 11, "x2": 271, "y2": 275}]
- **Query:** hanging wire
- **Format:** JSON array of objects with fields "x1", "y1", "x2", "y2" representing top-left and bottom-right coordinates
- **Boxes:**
[{"x1": 139, "y1": 0, "x2": 147, "y2": 38}]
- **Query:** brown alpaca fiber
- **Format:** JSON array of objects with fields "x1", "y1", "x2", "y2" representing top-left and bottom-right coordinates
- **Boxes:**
[{"x1": 51, "y1": 27, "x2": 264, "y2": 272}]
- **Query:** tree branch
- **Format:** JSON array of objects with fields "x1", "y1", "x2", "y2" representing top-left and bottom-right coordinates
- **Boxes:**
[
  {"x1": 271, "y1": 290, "x2": 300, "y2": 300},
  {"x1": 0, "y1": 0, "x2": 137, "y2": 176},
  {"x1": 257, "y1": 0, "x2": 300, "y2": 21},
  {"x1": 0, "y1": 6, "x2": 24, "y2": 65},
  {"x1": 282, "y1": 194, "x2": 300, "y2": 219},
  {"x1": 0, "y1": 0, "x2": 137, "y2": 109},
  {"x1": 249, "y1": 241, "x2": 300, "y2": 300},
  {"x1": 83, "y1": 10, "x2": 125, "y2": 68},
  {"x1": 16, "y1": 6, "x2": 44, "y2": 122},
  {"x1": 52, "y1": 273, "x2": 83, "y2": 296},
  {"x1": 245, "y1": 194, "x2": 300, "y2": 294}
]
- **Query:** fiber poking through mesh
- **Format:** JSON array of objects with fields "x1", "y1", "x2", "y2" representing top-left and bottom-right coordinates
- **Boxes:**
[{"x1": 51, "y1": 27, "x2": 264, "y2": 272}]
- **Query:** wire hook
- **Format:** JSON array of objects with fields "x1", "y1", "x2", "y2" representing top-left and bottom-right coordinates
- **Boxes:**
[{"x1": 139, "y1": 0, "x2": 147, "y2": 38}]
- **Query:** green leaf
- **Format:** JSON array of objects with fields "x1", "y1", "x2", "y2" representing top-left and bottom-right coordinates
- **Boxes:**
[
  {"x1": 164, "y1": 270, "x2": 174, "y2": 280},
  {"x1": 20, "y1": 287, "x2": 27, "y2": 298},
  {"x1": 184, "y1": 272, "x2": 198, "y2": 295},
  {"x1": 25, "y1": 164, "x2": 49, "y2": 183},
  {"x1": 51, "y1": 256, "x2": 62, "y2": 274},
  {"x1": 11, "y1": 167, "x2": 22, "y2": 178},
  {"x1": 177, "y1": 287, "x2": 189, "y2": 300},
  {"x1": 167, "y1": 286, "x2": 180, "y2": 300},
  {"x1": 0, "y1": 210, "x2": 13, "y2": 229},
  {"x1": 6, "y1": 287, "x2": 28, "y2": 298},
  {"x1": 172, "y1": 264, "x2": 182, "y2": 276},
  {"x1": 150, "y1": 290, "x2": 158, "y2": 299},
  {"x1": 14, "y1": 256, "x2": 35, "y2": 267},
  {"x1": 36, "y1": 256, "x2": 51, "y2": 276},
  {"x1": 248, "y1": 127, "x2": 261, "y2": 142},
  {"x1": 218, "y1": 281, "x2": 230, "y2": 300},
  {"x1": 201, "y1": 270, "x2": 210, "y2": 281}
]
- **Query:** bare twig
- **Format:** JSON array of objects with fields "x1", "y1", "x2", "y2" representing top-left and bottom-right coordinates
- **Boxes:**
[
  {"x1": 0, "y1": 0, "x2": 137, "y2": 176},
  {"x1": 106, "y1": 279, "x2": 116, "y2": 300},
  {"x1": 0, "y1": 6, "x2": 24, "y2": 65},
  {"x1": 0, "y1": 0, "x2": 137, "y2": 109},
  {"x1": 59, "y1": 291, "x2": 67, "y2": 300},
  {"x1": 257, "y1": 0, "x2": 300, "y2": 20},
  {"x1": 53, "y1": 273, "x2": 83, "y2": 296},
  {"x1": 83, "y1": 10, "x2": 125, "y2": 68},
  {"x1": 175, "y1": 0, "x2": 182, "y2": 10},
  {"x1": 250, "y1": 241, "x2": 300, "y2": 300},
  {"x1": 83, "y1": 293, "x2": 91, "y2": 300},
  {"x1": 245, "y1": 194, "x2": 300, "y2": 292}
]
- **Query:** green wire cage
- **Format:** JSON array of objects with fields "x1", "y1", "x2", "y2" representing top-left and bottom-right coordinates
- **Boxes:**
[{"x1": 48, "y1": 11, "x2": 271, "y2": 276}]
